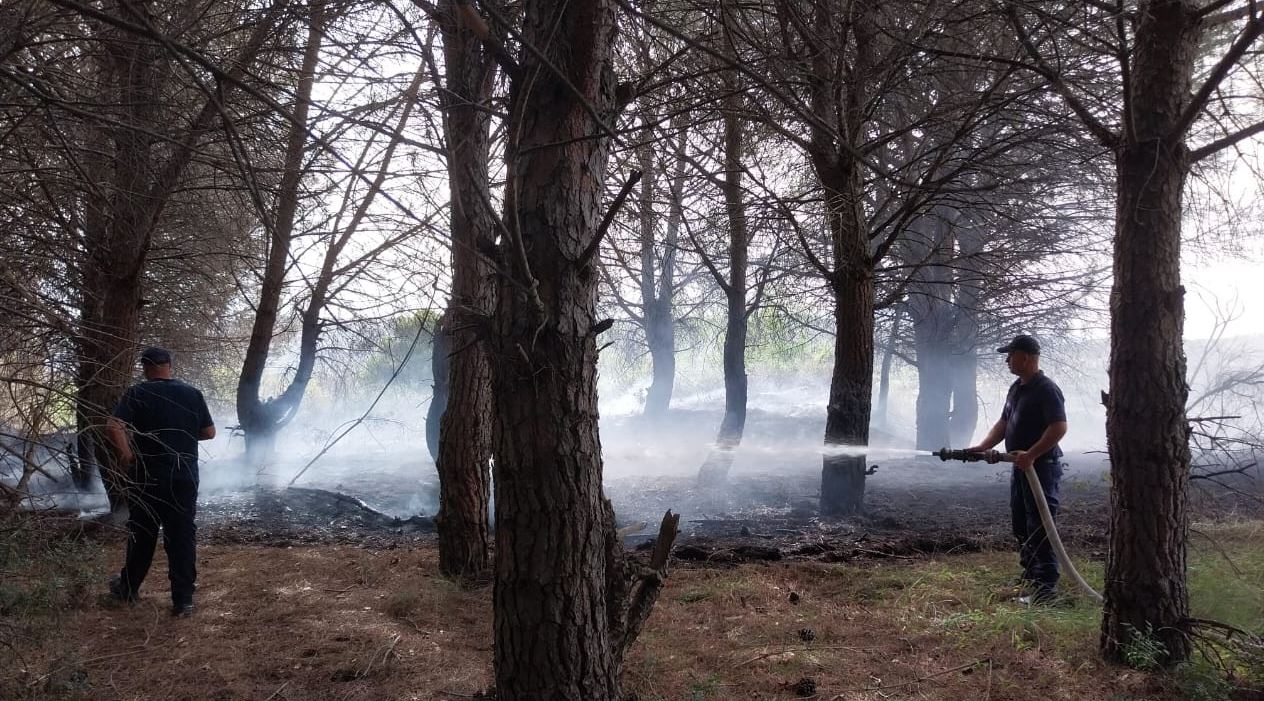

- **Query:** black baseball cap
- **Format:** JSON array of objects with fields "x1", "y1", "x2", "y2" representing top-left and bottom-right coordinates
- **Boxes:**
[
  {"x1": 140, "y1": 346, "x2": 172, "y2": 365},
  {"x1": 997, "y1": 334, "x2": 1040, "y2": 354}
]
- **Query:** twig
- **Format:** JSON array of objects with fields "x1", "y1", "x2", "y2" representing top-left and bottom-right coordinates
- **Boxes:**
[
  {"x1": 854, "y1": 548, "x2": 914, "y2": 560},
  {"x1": 827, "y1": 658, "x2": 989, "y2": 697},
  {"x1": 360, "y1": 634, "x2": 402, "y2": 678},
  {"x1": 734, "y1": 645, "x2": 872, "y2": 668},
  {"x1": 264, "y1": 681, "x2": 289, "y2": 701},
  {"x1": 1188, "y1": 617, "x2": 1264, "y2": 645},
  {"x1": 80, "y1": 646, "x2": 149, "y2": 666},
  {"x1": 1191, "y1": 527, "x2": 1246, "y2": 576},
  {"x1": 27, "y1": 645, "x2": 149, "y2": 688},
  {"x1": 579, "y1": 169, "x2": 643, "y2": 266},
  {"x1": 287, "y1": 314, "x2": 428, "y2": 487}
]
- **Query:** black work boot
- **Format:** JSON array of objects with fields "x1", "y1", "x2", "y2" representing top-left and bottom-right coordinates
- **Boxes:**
[
  {"x1": 102, "y1": 574, "x2": 139, "y2": 606},
  {"x1": 171, "y1": 602, "x2": 195, "y2": 618}
]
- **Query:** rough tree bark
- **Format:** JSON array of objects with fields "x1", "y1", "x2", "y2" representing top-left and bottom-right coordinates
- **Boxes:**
[
  {"x1": 487, "y1": 0, "x2": 678, "y2": 694},
  {"x1": 1099, "y1": 0, "x2": 1200, "y2": 664},
  {"x1": 433, "y1": 0, "x2": 497, "y2": 581},
  {"x1": 74, "y1": 0, "x2": 162, "y2": 508}
]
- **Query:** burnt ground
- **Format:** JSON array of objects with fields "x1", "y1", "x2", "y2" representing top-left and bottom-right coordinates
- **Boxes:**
[
  {"x1": 8, "y1": 406, "x2": 1261, "y2": 559},
  {"x1": 7, "y1": 403, "x2": 1260, "y2": 565},
  {"x1": 176, "y1": 407, "x2": 1263, "y2": 560},
  {"x1": 187, "y1": 454, "x2": 1260, "y2": 567}
]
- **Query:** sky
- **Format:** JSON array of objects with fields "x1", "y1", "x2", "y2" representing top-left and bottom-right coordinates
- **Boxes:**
[{"x1": 1185, "y1": 255, "x2": 1264, "y2": 340}]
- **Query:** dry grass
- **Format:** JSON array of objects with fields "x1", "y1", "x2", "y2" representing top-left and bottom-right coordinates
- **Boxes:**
[{"x1": 2, "y1": 520, "x2": 1261, "y2": 701}]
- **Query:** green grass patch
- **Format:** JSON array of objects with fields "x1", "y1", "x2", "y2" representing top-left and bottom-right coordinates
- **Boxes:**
[
  {"x1": 0, "y1": 514, "x2": 106, "y2": 645},
  {"x1": 818, "y1": 521, "x2": 1264, "y2": 699},
  {"x1": 672, "y1": 573, "x2": 763, "y2": 605},
  {"x1": 1188, "y1": 521, "x2": 1264, "y2": 634}
]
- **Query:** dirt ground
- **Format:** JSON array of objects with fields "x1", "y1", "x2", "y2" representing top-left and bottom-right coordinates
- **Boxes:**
[
  {"x1": 1, "y1": 541, "x2": 1200, "y2": 701},
  {"x1": 6, "y1": 493, "x2": 1262, "y2": 701}
]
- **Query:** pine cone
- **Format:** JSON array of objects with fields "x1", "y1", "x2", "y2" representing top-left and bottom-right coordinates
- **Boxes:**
[
  {"x1": 797, "y1": 628, "x2": 816, "y2": 643},
  {"x1": 793, "y1": 676, "x2": 817, "y2": 697}
]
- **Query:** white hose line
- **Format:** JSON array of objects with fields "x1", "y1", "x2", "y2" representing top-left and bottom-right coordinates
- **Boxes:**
[{"x1": 1021, "y1": 465, "x2": 1104, "y2": 604}]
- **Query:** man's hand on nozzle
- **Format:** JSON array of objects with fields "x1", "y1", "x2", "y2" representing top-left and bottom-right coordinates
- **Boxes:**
[
  {"x1": 960, "y1": 446, "x2": 999, "y2": 464},
  {"x1": 1013, "y1": 450, "x2": 1035, "y2": 471}
]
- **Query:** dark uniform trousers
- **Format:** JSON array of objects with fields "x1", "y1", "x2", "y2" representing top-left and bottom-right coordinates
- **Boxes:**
[
  {"x1": 119, "y1": 472, "x2": 198, "y2": 606},
  {"x1": 1010, "y1": 460, "x2": 1062, "y2": 595}
]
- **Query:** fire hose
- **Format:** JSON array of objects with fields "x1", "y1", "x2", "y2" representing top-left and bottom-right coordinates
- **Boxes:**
[{"x1": 935, "y1": 448, "x2": 1104, "y2": 604}]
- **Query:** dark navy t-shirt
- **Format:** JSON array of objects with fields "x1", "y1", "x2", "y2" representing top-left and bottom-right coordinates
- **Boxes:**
[
  {"x1": 113, "y1": 379, "x2": 213, "y2": 481},
  {"x1": 1001, "y1": 371, "x2": 1066, "y2": 463}
]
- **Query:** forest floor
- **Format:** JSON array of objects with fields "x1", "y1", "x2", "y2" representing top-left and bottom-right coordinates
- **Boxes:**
[{"x1": 3, "y1": 475, "x2": 1262, "y2": 701}]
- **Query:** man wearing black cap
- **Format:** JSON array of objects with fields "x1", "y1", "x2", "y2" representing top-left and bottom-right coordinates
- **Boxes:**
[
  {"x1": 965, "y1": 334, "x2": 1068, "y2": 604},
  {"x1": 104, "y1": 347, "x2": 215, "y2": 617}
]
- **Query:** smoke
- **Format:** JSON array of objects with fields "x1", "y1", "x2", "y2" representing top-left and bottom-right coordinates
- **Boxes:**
[{"x1": 20, "y1": 329, "x2": 1244, "y2": 522}]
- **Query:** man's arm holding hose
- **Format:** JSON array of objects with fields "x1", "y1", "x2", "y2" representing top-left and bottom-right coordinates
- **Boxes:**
[
  {"x1": 966, "y1": 419, "x2": 1006, "y2": 455},
  {"x1": 1012, "y1": 421, "x2": 1068, "y2": 470}
]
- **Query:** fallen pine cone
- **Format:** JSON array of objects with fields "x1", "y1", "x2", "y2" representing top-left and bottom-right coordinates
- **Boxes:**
[
  {"x1": 797, "y1": 628, "x2": 816, "y2": 643},
  {"x1": 793, "y1": 676, "x2": 817, "y2": 697}
]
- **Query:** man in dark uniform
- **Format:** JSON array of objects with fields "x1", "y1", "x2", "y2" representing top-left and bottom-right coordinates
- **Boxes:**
[
  {"x1": 104, "y1": 347, "x2": 215, "y2": 617},
  {"x1": 965, "y1": 334, "x2": 1068, "y2": 604}
]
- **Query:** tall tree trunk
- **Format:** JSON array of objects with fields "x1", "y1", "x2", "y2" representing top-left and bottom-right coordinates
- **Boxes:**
[
  {"x1": 948, "y1": 227, "x2": 982, "y2": 447},
  {"x1": 874, "y1": 305, "x2": 903, "y2": 430},
  {"x1": 947, "y1": 346, "x2": 978, "y2": 447},
  {"x1": 697, "y1": 99, "x2": 748, "y2": 485},
  {"x1": 1100, "y1": 0, "x2": 1199, "y2": 663},
  {"x1": 236, "y1": 0, "x2": 324, "y2": 465},
  {"x1": 905, "y1": 210, "x2": 956, "y2": 451},
  {"x1": 807, "y1": 0, "x2": 878, "y2": 518},
  {"x1": 434, "y1": 0, "x2": 496, "y2": 581},
  {"x1": 75, "y1": 0, "x2": 163, "y2": 512},
  {"x1": 640, "y1": 131, "x2": 684, "y2": 419},
  {"x1": 638, "y1": 149, "x2": 675, "y2": 419},
  {"x1": 490, "y1": 1, "x2": 677, "y2": 695},
  {"x1": 236, "y1": 18, "x2": 424, "y2": 465},
  {"x1": 426, "y1": 310, "x2": 451, "y2": 463},
  {"x1": 817, "y1": 161, "x2": 874, "y2": 517},
  {"x1": 913, "y1": 334, "x2": 952, "y2": 450}
]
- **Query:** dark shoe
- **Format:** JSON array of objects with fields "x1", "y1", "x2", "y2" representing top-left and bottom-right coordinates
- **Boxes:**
[
  {"x1": 171, "y1": 603, "x2": 195, "y2": 618},
  {"x1": 103, "y1": 575, "x2": 138, "y2": 606},
  {"x1": 1006, "y1": 575, "x2": 1038, "y2": 591},
  {"x1": 996, "y1": 576, "x2": 1035, "y2": 600},
  {"x1": 1017, "y1": 588, "x2": 1069, "y2": 607}
]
